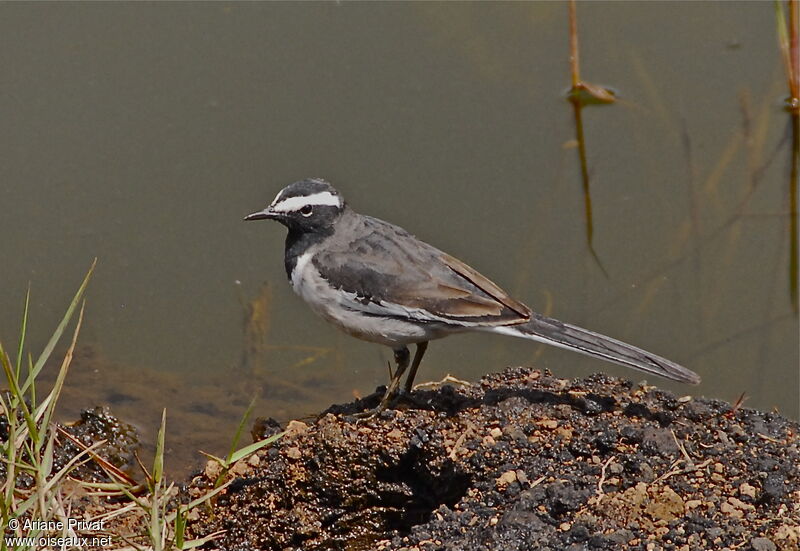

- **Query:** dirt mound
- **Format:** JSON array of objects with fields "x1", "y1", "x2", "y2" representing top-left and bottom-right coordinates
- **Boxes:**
[{"x1": 186, "y1": 367, "x2": 800, "y2": 550}]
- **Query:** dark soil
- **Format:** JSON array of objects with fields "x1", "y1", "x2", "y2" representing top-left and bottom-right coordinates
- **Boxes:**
[
  {"x1": 185, "y1": 367, "x2": 800, "y2": 551},
  {"x1": 0, "y1": 403, "x2": 140, "y2": 486}
]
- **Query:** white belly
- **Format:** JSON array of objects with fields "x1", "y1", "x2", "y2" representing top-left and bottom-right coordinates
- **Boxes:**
[{"x1": 290, "y1": 252, "x2": 438, "y2": 347}]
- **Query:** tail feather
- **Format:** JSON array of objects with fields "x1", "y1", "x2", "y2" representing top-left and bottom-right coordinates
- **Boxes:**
[{"x1": 487, "y1": 314, "x2": 701, "y2": 385}]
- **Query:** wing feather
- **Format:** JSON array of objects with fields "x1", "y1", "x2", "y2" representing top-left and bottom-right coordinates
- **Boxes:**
[{"x1": 313, "y1": 214, "x2": 530, "y2": 326}]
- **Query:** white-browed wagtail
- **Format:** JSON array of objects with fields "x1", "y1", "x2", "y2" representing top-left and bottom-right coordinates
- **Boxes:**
[{"x1": 245, "y1": 178, "x2": 700, "y2": 414}]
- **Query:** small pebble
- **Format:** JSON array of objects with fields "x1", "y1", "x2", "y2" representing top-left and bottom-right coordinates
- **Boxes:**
[
  {"x1": 727, "y1": 496, "x2": 754, "y2": 511},
  {"x1": 537, "y1": 419, "x2": 559, "y2": 429},
  {"x1": 230, "y1": 460, "x2": 250, "y2": 476},
  {"x1": 720, "y1": 501, "x2": 743, "y2": 519},
  {"x1": 496, "y1": 470, "x2": 517, "y2": 488},
  {"x1": 286, "y1": 447, "x2": 302, "y2": 460},
  {"x1": 750, "y1": 538, "x2": 776, "y2": 551},
  {"x1": 739, "y1": 482, "x2": 757, "y2": 498},
  {"x1": 285, "y1": 419, "x2": 308, "y2": 437},
  {"x1": 204, "y1": 460, "x2": 222, "y2": 480}
]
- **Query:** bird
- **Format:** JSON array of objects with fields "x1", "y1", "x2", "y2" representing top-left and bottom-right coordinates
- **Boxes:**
[{"x1": 245, "y1": 178, "x2": 700, "y2": 415}]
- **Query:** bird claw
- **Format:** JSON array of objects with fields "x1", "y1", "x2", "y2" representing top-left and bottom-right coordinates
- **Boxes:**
[
  {"x1": 352, "y1": 406, "x2": 382, "y2": 420},
  {"x1": 351, "y1": 387, "x2": 411, "y2": 420}
]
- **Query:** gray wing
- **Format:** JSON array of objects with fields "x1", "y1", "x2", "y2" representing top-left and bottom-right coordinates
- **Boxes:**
[{"x1": 313, "y1": 215, "x2": 530, "y2": 326}]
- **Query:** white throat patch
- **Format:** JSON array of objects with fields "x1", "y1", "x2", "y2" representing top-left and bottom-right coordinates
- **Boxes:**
[{"x1": 271, "y1": 191, "x2": 341, "y2": 213}]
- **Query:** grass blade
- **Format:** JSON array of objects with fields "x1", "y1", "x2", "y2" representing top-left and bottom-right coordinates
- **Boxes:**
[
  {"x1": 14, "y1": 286, "x2": 30, "y2": 380},
  {"x1": 228, "y1": 432, "x2": 283, "y2": 464},
  {"x1": 36, "y1": 301, "x2": 85, "y2": 452},
  {"x1": 20, "y1": 258, "x2": 95, "y2": 395},
  {"x1": 226, "y1": 396, "x2": 257, "y2": 464},
  {"x1": 0, "y1": 343, "x2": 37, "y2": 446},
  {"x1": 174, "y1": 505, "x2": 186, "y2": 548},
  {"x1": 153, "y1": 409, "x2": 167, "y2": 486}
]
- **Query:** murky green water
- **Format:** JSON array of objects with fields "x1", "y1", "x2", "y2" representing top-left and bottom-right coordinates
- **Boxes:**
[{"x1": 1, "y1": 2, "x2": 796, "y2": 475}]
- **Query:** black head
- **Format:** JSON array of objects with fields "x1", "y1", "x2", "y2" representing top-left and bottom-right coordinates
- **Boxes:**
[{"x1": 245, "y1": 178, "x2": 346, "y2": 233}]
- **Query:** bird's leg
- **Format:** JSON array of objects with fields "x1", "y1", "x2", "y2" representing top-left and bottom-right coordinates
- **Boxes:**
[
  {"x1": 403, "y1": 341, "x2": 429, "y2": 393},
  {"x1": 355, "y1": 346, "x2": 410, "y2": 418},
  {"x1": 376, "y1": 346, "x2": 410, "y2": 412}
]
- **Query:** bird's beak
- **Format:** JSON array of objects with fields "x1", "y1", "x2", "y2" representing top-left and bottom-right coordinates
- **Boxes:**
[{"x1": 244, "y1": 206, "x2": 278, "y2": 221}]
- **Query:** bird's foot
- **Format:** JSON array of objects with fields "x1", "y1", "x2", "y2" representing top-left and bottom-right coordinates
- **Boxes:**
[
  {"x1": 351, "y1": 386, "x2": 412, "y2": 419},
  {"x1": 352, "y1": 406, "x2": 383, "y2": 420}
]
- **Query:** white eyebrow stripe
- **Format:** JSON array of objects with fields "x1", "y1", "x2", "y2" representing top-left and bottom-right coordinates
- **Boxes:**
[{"x1": 271, "y1": 191, "x2": 341, "y2": 212}]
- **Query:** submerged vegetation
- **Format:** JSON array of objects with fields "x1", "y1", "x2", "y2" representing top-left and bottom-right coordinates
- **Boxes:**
[{"x1": 774, "y1": 0, "x2": 799, "y2": 311}]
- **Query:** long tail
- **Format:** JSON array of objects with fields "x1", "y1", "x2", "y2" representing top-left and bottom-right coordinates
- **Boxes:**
[{"x1": 486, "y1": 313, "x2": 701, "y2": 385}]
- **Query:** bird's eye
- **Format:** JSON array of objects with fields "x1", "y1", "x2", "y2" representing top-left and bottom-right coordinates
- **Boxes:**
[{"x1": 300, "y1": 205, "x2": 313, "y2": 217}]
